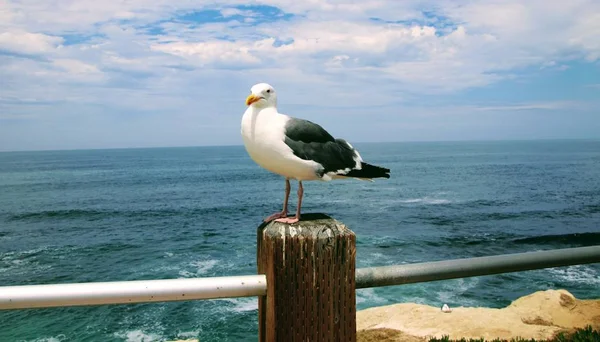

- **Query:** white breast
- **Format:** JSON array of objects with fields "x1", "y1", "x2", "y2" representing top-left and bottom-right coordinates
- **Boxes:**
[{"x1": 241, "y1": 107, "x2": 321, "y2": 181}]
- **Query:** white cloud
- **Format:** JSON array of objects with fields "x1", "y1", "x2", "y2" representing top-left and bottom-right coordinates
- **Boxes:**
[
  {"x1": 53, "y1": 59, "x2": 101, "y2": 74},
  {"x1": 220, "y1": 7, "x2": 259, "y2": 18},
  {"x1": 151, "y1": 40, "x2": 262, "y2": 66},
  {"x1": 1, "y1": 0, "x2": 600, "y2": 150},
  {"x1": 0, "y1": 30, "x2": 64, "y2": 54},
  {"x1": 138, "y1": 0, "x2": 600, "y2": 94},
  {"x1": 568, "y1": 11, "x2": 600, "y2": 61},
  {"x1": 470, "y1": 101, "x2": 584, "y2": 112},
  {"x1": 0, "y1": 0, "x2": 14, "y2": 23}
]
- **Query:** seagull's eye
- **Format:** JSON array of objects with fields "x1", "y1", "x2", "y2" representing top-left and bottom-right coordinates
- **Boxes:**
[{"x1": 266, "y1": 89, "x2": 271, "y2": 93}]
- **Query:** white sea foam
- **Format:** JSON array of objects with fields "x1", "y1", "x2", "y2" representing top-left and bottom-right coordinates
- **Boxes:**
[
  {"x1": 358, "y1": 250, "x2": 404, "y2": 268},
  {"x1": 377, "y1": 197, "x2": 453, "y2": 211},
  {"x1": 219, "y1": 297, "x2": 259, "y2": 313},
  {"x1": 178, "y1": 259, "x2": 219, "y2": 277},
  {"x1": 356, "y1": 288, "x2": 388, "y2": 305},
  {"x1": 1, "y1": 246, "x2": 49, "y2": 259},
  {"x1": 176, "y1": 330, "x2": 200, "y2": 339},
  {"x1": 113, "y1": 330, "x2": 162, "y2": 342},
  {"x1": 436, "y1": 278, "x2": 480, "y2": 306},
  {"x1": 368, "y1": 252, "x2": 388, "y2": 260},
  {"x1": 548, "y1": 265, "x2": 600, "y2": 286},
  {"x1": 398, "y1": 197, "x2": 451, "y2": 205},
  {"x1": 0, "y1": 250, "x2": 53, "y2": 275}
]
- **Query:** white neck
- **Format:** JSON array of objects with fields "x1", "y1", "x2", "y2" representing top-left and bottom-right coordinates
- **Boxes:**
[{"x1": 247, "y1": 105, "x2": 278, "y2": 115}]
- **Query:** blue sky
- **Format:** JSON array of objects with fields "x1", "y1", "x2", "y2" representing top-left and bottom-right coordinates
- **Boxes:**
[{"x1": 0, "y1": 0, "x2": 599, "y2": 151}]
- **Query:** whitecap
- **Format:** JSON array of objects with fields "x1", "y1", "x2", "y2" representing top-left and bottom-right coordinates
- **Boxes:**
[
  {"x1": 0, "y1": 254, "x2": 53, "y2": 275},
  {"x1": 548, "y1": 265, "x2": 600, "y2": 286},
  {"x1": 178, "y1": 259, "x2": 219, "y2": 278},
  {"x1": 218, "y1": 297, "x2": 259, "y2": 313},
  {"x1": 113, "y1": 329, "x2": 162, "y2": 342},
  {"x1": 1, "y1": 246, "x2": 50, "y2": 259},
  {"x1": 398, "y1": 197, "x2": 451, "y2": 205},
  {"x1": 176, "y1": 330, "x2": 200, "y2": 339}
]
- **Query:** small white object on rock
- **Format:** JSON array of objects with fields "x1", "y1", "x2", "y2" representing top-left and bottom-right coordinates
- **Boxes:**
[{"x1": 441, "y1": 304, "x2": 452, "y2": 313}]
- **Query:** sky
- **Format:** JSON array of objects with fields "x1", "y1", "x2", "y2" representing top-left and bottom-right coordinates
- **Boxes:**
[{"x1": 0, "y1": 0, "x2": 599, "y2": 151}]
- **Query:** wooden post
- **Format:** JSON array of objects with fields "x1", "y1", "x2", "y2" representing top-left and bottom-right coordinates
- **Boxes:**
[{"x1": 257, "y1": 213, "x2": 356, "y2": 342}]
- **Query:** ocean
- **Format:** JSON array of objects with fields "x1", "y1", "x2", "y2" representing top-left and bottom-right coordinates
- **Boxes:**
[{"x1": 1, "y1": 140, "x2": 599, "y2": 341}]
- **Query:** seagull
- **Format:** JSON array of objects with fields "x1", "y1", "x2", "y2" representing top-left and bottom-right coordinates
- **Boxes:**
[{"x1": 241, "y1": 83, "x2": 390, "y2": 224}]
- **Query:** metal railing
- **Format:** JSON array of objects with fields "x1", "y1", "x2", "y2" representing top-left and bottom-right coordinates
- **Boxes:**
[
  {"x1": 0, "y1": 275, "x2": 266, "y2": 310},
  {"x1": 1, "y1": 245, "x2": 599, "y2": 310},
  {"x1": 355, "y1": 245, "x2": 600, "y2": 288}
]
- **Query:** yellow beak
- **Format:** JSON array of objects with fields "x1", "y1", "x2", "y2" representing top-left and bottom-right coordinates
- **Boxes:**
[{"x1": 245, "y1": 94, "x2": 261, "y2": 106}]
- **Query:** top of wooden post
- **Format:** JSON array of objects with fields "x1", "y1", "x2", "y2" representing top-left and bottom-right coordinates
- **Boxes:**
[
  {"x1": 257, "y1": 213, "x2": 354, "y2": 240},
  {"x1": 256, "y1": 213, "x2": 357, "y2": 342}
]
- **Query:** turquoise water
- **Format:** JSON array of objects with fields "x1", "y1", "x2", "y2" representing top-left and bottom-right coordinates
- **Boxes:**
[{"x1": 1, "y1": 140, "x2": 599, "y2": 341}]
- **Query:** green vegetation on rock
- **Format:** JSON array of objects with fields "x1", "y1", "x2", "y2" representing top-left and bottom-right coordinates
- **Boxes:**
[{"x1": 428, "y1": 325, "x2": 600, "y2": 342}]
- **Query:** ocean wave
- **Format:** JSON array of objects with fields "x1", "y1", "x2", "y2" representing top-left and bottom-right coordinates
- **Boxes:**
[
  {"x1": 0, "y1": 247, "x2": 54, "y2": 276},
  {"x1": 356, "y1": 252, "x2": 398, "y2": 268},
  {"x1": 548, "y1": 265, "x2": 600, "y2": 286},
  {"x1": 425, "y1": 212, "x2": 531, "y2": 226},
  {"x1": 178, "y1": 259, "x2": 220, "y2": 278},
  {"x1": 384, "y1": 197, "x2": 515, "y2": 211},
  {"x1": 7, "y1": 209, "x2": 114, "y2": 221},
  {"x1": 585, "y1": 204, "x2": 600, "y2": 213},
  {"x1": 356, "y1": 288, "x2": 388, "y2": 305},
  {"x1": 78, "y1": 242, "x2": 141, "y2": 254},
  {"x1": 436, "y1": 278, "x2": 480, "y2": 307},
  {"x1": 398, "y1": 197, "x2": 452, "y2": 205},
  {"x1": 22, "y1": 336, "x2": 67, "y2": 342},
  {"x1": 5, "y1": 205, "x2": 261, "y2": 222},
  {"x1": 438, "y1": 232, "x2": 516, "y2": 247},
  {"x1": 357, "y1": 235, "x2": 407, "y2": 248},
  {"x1": 423, "y1": 204, "x2": 600, "y2": 226},
  {"x1": 0, "y1": 247, "x2": 53, "y2": 275},
  {"x1": 217, "y1": 298, "x2": 259, "y2": 313},
  {"x1": 1, "y1": 246, "x2": 50, "y2": 258},
  {"x1": 113, "y1": 330, "x2": 162, "y2": 342},
  {"x1": 424, "y1": 231, "x2": 600, "y2": 249},
  {"x1": 175, "y1": 330, "x2": 200, "y2": 339},
  {"x1": 461, "y1": 199, "x2": 509, "y2": 207},
  {"x1": 513, "y1": 232, "x2": 600, "y2": 246}
]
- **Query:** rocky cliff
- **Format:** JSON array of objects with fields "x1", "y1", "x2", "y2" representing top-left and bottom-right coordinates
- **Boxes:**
[{"x1": 357, "y1": 289, "x2": 600, "y2": 341}]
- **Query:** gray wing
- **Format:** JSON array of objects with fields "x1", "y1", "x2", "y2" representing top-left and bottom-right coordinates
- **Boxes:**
[{"x1": 283, "y1": 117, "x2": 359, "y2": 175}]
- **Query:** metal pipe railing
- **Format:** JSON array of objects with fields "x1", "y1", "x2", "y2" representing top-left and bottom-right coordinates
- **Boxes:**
[
  {"x1": 355, "y1": 245, "x2": 600, "y2": 288},
  {"x1": 0, "y1": 275, "x2": 266, "y2": 310},
  {"x1": 1, "y1": 246, "x2": 599, "y2": 310}
]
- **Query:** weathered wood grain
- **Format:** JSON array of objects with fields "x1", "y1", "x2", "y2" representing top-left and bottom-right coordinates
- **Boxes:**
[{"x1": 257, "y1": 213, "x2": 356, "y2": 342}]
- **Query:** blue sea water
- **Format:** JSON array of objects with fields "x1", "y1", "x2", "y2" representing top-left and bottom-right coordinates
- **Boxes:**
[{"x1": 1, "y1": 140, "x2": 600, "y2": 341}]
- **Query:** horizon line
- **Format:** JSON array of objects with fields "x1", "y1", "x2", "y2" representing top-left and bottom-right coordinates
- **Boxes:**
[{"x1": 1, "y1": 137, "x2": 599, "y2": 154}]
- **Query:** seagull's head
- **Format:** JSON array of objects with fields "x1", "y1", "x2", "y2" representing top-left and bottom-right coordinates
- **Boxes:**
[{"x1": 246, "y1": 83, "x2": 277, "y2": 108}]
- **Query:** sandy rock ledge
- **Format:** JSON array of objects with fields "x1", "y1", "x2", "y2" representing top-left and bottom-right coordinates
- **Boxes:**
[{"x1": 357, "y1": 289, "x2": 600, "y2": 341}]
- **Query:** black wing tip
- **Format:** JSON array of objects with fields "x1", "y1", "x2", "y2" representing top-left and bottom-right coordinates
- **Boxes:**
[{"x1": 346, "y1": 162, "x2": 391, "y2": 179}]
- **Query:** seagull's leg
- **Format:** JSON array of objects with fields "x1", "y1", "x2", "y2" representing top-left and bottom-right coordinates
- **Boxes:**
[
  {"x1": 296, "y1": 181, "x2": 304, "y2": 220},
  {"x1": 275, "y1": 181, "x2": 303, "y2": 224},
  {"x1": 282, "y1": 178, "x2": 291, "y2": 213},
  {"x1": 264, "y1": 178, "x2": 290, "y2": 222}
]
